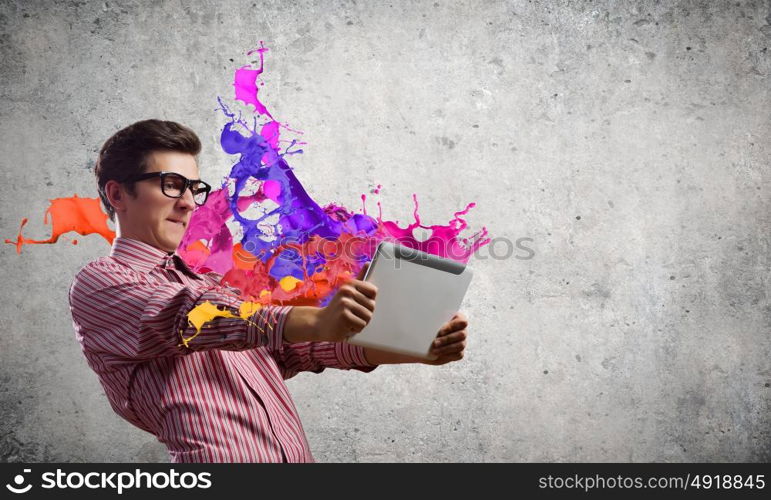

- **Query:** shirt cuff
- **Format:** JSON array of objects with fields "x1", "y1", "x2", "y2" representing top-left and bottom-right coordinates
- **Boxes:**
[
  {"x1": 250, "y1": 305, "x2": 292, "y2": 349},
  {"x1": 336, "y1": 342, "x2": 378, "y2": 372}
]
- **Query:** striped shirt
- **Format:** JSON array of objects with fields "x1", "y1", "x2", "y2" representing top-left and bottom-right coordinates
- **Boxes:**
[{"x1": 68, "y1": 236, "x2": 377, "y2": 462}]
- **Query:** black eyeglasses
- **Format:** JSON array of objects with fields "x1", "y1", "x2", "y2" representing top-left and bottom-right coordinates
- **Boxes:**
[{"x1": 128, "y1": 171, "x2": 212, "y2": 206}]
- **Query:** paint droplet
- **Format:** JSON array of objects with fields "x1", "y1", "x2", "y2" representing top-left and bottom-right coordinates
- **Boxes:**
[
  {"x1": 543, "y1": 370, "x2": 549, "y2": 374},
  {"x1": 670, "y1": 275, "x2": 675, "y2": 280},
  {"x1": 575, "y1": 215, "x2": 581, "y2": 220}
]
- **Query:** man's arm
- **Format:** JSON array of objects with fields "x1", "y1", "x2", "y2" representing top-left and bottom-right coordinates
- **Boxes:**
[
  {"x1": 69, "y1": 259, "x2": 288, "y2": 367},
  {"x1": 267, "y1": 278, "x2": 380, "y2": 379}
]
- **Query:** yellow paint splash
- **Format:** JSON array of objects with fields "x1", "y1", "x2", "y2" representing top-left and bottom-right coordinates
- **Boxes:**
[
  {"x1": 279, "y1": 276, "x2": 302, "y2": 292},
  {"x1": 181, "y1": 300, "x2": 266, "y2": 348},
  {"x1": 238, "y1": 301, "x2": 263, "y2": 319}
]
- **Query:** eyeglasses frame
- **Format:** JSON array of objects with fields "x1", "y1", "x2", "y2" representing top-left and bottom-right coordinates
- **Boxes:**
[{"x1": 127, "y1": 171, "x2": 212, "y2": 206}]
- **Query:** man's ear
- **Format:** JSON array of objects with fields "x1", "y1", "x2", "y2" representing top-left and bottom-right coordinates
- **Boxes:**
[{"x1": 104, "y1": 180, "x2": 127, "y2": 215}]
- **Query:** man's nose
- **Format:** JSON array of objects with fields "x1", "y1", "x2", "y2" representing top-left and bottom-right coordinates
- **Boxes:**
[{"x1": 176, "y1": 187, "x2": 196, "y2": 210}]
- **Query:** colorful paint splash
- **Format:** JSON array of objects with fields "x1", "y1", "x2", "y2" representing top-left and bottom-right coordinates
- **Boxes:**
[{"x1": 6, "y1": 42, "x2": 490, "y2": 331}]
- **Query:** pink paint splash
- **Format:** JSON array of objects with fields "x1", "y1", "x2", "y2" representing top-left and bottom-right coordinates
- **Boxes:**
[
  {"x1": 233, "y1": 42, "x2": 273, "y2": 119},
  {"x1": 6, "y1": 43, "x2": 490, "y2": 308},
  {"x1": 377, "y1": 194, "x2": 490, "y2": 262}
]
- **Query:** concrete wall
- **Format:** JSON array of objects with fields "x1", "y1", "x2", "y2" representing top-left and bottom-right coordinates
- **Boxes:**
[{"x1": 0, "y1": 0, "x2": 768, "y2": 462}]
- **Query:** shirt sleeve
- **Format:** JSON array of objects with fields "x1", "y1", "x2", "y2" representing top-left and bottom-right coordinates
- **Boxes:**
[
  {"x1": 265, "y1": 328, "x2": 379, "y2": 380},
  {"x1": 69, "y1": 259, "x2": 289, "y2": 370}
]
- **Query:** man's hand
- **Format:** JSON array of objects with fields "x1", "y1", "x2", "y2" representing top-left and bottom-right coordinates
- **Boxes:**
[
  {"x1": 306, "y1": 264, "x2": 378, "y2": 343},
  {"x1": 361, "y1": 312, "x2": 469, "y2": 366},
  {"x1": 422, "y1": 312, "x2": 468, "y2": 365},
  {"x1": 283, "y1": 264, "x2": 377, "y2": 343}
]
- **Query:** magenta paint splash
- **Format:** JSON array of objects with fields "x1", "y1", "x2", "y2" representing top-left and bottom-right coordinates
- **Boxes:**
[{"x1": 233, "y1": 42, "x2": 274, "y2": 119}]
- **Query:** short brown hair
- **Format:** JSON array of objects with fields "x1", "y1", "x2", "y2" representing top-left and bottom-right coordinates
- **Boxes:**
[{"x1": 95, "y1": 119, "x2": 202, "y2": 221}]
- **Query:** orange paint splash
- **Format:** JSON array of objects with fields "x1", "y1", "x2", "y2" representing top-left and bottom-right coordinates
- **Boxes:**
[{"x1": 4, "y1": 195, "x2": 115, "y2": 254}]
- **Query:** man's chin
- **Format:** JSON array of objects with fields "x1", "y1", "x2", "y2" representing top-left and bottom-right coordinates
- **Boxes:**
[
  {"x1": 156, "y1": 236, "x2": 183, "y2": 254},
  {"x1": 164, "y1": 241, "x2": 183, "y2": 253},
  {"x1": 157, "y1": 227, "x2": 185, "y2": 253}
]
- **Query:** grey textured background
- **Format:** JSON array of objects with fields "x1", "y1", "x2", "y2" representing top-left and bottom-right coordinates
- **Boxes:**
[{"x1": 1, "y1": 0, "x2": 769, "y2": 462}]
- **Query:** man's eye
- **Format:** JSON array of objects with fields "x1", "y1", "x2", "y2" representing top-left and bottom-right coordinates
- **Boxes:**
[{"x1": 164, "y1": 182, "x2": 179, "y2": 190}]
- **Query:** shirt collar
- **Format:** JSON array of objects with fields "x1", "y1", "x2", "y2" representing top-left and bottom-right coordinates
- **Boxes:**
[{"x1": 110, "y1": 237, "x2": 190, "y2": 274}]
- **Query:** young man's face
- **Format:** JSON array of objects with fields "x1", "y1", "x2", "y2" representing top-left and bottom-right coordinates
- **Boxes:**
[{"x1": 118, "y1": 151, "x2": 200, "y2": 253}]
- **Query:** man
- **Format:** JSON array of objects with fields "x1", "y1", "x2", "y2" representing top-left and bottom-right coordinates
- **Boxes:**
[{"x1": 69, "y1": 119, "x2": 469, "y2": 462}]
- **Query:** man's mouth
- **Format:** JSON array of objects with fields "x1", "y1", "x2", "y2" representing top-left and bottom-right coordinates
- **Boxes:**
[{"x1": 166, "y1": 218, "x2": 186, "y2": 227}]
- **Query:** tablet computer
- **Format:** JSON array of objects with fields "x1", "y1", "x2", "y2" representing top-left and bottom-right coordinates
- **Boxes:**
[{"x1": 347, "y1": 241, "x2": 474, "y2": 360}]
